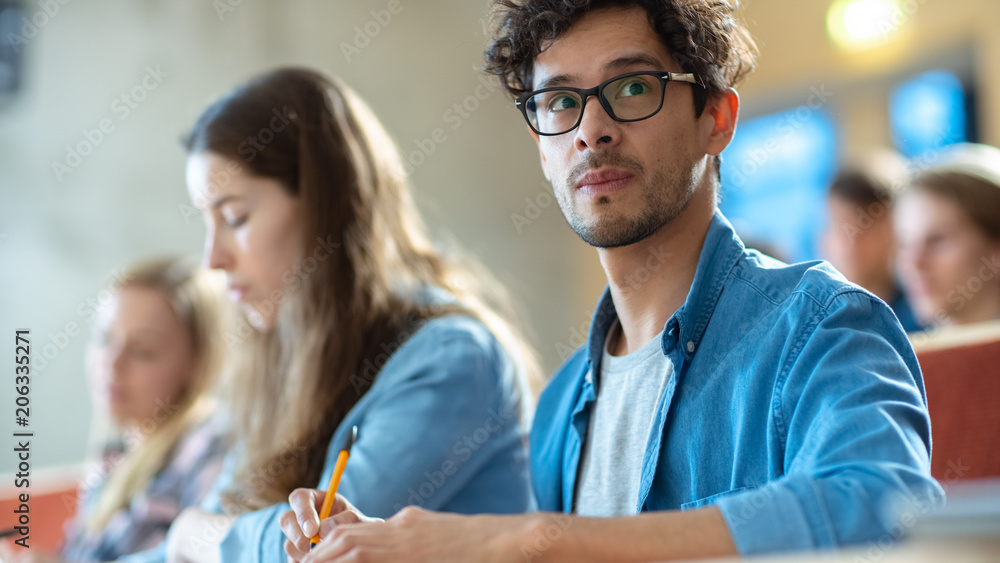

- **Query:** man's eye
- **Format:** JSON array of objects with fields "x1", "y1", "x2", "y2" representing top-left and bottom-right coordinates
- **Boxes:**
[
  {"x1": 617, "y1": 81, "x2": 649, "y2": 97},
  {"x1": 548, "y1": 94, "x2": 579, "y2": 112}
]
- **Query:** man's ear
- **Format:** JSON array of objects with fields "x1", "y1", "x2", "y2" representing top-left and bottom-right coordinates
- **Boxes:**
[
  {"x1": 530, "y1": 128, "x2": 551, "y2": 181},
  {"x1": 703, "y1": 88, "x2": 740, "y2": 157}
]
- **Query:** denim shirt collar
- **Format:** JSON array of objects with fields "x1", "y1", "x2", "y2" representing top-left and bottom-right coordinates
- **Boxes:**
[{"x1": 584, "y1": 210, "x2": 745, "y2": 370}]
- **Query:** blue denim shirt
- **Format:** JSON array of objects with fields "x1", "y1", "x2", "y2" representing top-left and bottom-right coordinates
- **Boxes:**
[
  {"x1": 122, "y1": 314, "x2": 533, "y2": 562},
  {"x1": 530, "y1": 211, "x2": 944, "y2": 556}
]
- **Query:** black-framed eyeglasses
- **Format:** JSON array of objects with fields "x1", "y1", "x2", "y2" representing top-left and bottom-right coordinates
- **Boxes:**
[{"x1": 514, "y1": 71, "x2": 701, "y2": 136}]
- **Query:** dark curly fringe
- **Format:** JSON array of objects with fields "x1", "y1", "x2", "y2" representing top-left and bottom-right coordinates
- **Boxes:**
[{"x1": 484, "y1": 0, "x2": 758, "y2": 117}]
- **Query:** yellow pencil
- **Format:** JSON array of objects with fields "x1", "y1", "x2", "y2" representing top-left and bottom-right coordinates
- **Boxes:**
[{"x1": 311, "y1": 425, "x2": 358, "y2": 548}]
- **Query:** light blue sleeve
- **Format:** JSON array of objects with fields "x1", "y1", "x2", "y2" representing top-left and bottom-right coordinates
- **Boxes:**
[
  {"x1": 715, "y1": 291, "x2": 945, "y2": 554},
  {"x1": 218, "y1": 317, "x2": 525, "y2": 562}
]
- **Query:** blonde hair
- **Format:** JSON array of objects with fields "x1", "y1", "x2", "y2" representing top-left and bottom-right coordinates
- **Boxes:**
[
  {"x1": 185, "y1": 68, "x2": 542, "y2": 510},
  {"x1": 86, "y1": 257, "x2": 228, "y2": 531}
]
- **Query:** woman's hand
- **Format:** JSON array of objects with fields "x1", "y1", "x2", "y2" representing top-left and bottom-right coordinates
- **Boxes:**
[
  {"x1": 164, "y1": 507, "x2": 235, "y2": 563},
  {"x1": 280, "y1": 488, "x2": 382, "y2": 561}
]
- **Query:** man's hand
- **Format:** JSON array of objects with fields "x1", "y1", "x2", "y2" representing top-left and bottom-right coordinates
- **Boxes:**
[{"x1": 280, "y1": 488, "x2": 383, "y2": 561}]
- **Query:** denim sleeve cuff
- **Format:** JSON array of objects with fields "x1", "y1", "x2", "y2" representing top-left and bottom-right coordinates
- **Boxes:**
[{"x1": 714, "y1": 482, "x2": 819, "y2": 556}]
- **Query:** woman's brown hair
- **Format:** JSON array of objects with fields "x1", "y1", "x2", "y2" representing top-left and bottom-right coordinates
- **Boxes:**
[{"x1": 183, "y1": 68, "x2": 540, "y2": 510}]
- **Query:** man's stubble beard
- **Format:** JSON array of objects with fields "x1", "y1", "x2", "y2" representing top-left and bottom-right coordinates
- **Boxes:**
[{"x1": 554, "y1": 152, "x2": 697, "y2": 249}]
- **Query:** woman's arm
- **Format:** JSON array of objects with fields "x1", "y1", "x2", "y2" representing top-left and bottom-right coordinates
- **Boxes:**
[{"x1": 220, "y1": 316, "x2": 532, "y2": 561}]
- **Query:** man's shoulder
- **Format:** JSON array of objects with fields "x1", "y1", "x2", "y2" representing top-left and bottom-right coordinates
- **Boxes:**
[
  {"x1": 704, "y1": 247, "x2": 907, "y2": 360},
  {"x1": 709, "y1": 248, "x2": 913, "y2": 383},
  {"x1": 728, "y1": 249, "x2": 875, "y2": 313}
]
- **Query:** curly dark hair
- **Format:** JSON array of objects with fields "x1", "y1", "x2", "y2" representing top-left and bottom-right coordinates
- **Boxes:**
[{"x1": 484, "y1": 0, "x2": 758, "y2": 117}]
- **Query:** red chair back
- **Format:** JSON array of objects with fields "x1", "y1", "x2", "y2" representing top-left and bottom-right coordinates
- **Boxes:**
[
  {"x1": 913, "y1": 322, "x2": 1000, "y2": 482},
  {"x1": 0, "y1": 469, "x2": 79, "y2": 552}
]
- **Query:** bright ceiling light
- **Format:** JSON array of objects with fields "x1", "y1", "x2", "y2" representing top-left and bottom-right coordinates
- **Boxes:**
[{"x1": 827, "y1": 0, "x2": 906, "y2": 50}]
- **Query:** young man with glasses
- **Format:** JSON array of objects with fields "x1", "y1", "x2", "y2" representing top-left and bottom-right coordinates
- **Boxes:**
[{"x1": 281, "y1": 2, "x2": 943, "y2": 561}]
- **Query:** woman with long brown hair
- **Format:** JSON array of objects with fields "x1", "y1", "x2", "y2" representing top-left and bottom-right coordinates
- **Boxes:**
[{"x1": 120, "y1": 67, "x2": 539, "y2": 562}]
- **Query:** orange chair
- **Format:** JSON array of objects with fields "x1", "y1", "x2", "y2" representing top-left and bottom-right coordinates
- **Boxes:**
[
  {"x1": 0, "y1": 467, "x2": 79, "y2": 552},
  {"x1": 911, "y1": 322, "x2": 1000, "y2": 483}
]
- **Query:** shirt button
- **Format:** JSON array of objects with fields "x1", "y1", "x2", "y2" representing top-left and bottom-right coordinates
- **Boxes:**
[{"x1": 686, "y1": 341, "x2": 695, "y2": 353}]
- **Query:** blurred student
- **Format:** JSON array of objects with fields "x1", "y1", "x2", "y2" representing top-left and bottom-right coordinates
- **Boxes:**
[
  {"x1": 896, "y1": 143, "x2": 1000, "y2": 328},
  {"x1": 119, "y1": 68, "x2": 538, "y2": 562},
  {"x1": 821, "y1": 152, "x2": 922, "y2": 331},
  {"x1": 2, "y1": 257, "x2": 228, "y2": 563}
]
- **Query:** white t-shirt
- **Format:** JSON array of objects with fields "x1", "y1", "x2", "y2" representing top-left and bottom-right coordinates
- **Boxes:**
[{"x1": 573, "y1": 320, "x2": 674, "y2": 516}]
